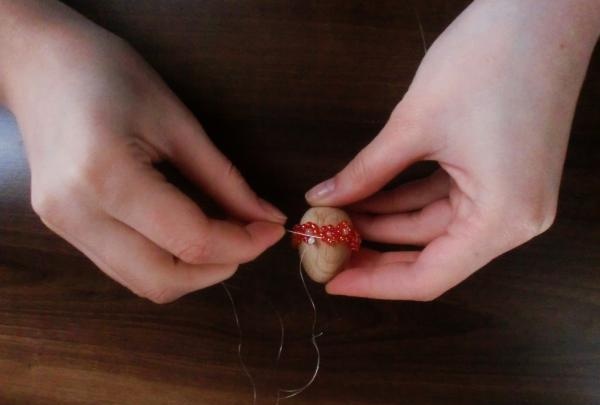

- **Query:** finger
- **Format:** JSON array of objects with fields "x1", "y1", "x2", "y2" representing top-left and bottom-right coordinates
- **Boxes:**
[
  {"x1": 44, "y1": 208, "x2": 237, "y2": 304},
  {"x1": 326, "y1": 230, "x2": 496, "y2": 301},
  {"x1": 350, "y1": 169, "x2": 450, "y2": 214},
  {"x1": 345, "y1": 248, "x2": 420, "y2": 269},
  {"x1": 305, "y1": 106, "x2": 428, "y2": 206},
  {"x1": 165, "y1": 118, "x2": 286, "y2": 223},
  {"x1": 100, "y1": 160, "x2": 285, "y2": 265},
  {"x1": 351, "y1": 199, "x2": 452, "y2": 245}
]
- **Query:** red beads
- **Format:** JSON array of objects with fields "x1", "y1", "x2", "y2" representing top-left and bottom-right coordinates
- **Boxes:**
[{"x1": 292, "y1": 220, "x2": 361, "y2": 252}]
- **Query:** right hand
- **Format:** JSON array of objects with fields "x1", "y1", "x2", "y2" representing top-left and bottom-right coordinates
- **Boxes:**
[
  {"x1": 305, "y1": 0, "x2": 599, "y2": 301},
  {"x1": 0, "y1": 1, "x2": 286, "y2": 303}
]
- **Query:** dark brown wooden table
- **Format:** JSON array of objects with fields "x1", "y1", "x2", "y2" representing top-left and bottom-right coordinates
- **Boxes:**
[{"x1": 1, "y1": 1, "x2": 599, "y2": 404}]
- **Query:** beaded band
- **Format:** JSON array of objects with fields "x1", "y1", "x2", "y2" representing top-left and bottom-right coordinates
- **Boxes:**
[{"x1": 291, "y1": 220, "x2": 361, "y2": 252}]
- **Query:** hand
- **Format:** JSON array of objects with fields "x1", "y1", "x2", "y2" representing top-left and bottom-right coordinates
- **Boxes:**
[
  {"x1": 0, "y1": 1, "x2": 286, "y2": 303},
  {"x1": 306, "y1": 0, "x2": 600, "y2": 300}
]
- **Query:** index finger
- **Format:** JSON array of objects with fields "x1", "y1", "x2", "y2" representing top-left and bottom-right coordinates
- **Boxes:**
[{"x1": 99, "y1": 160, "x2": 284, "y2": 265}]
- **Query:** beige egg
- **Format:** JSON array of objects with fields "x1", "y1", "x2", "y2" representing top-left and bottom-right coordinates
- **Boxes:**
[{"x1": 297, "y1": 207, "x2": 354, "y2": 283}]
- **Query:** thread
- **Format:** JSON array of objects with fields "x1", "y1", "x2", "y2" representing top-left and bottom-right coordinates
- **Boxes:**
[
  {"x1": 286, "y1": 229, "x2": 324, "y2": 240},
  {"x1": 412, "y1": 1, "x2": 429, "y2": 54},
  {"x1": 222, "y1": 239, "x2": 323, "y2": 404},
  {"x1": 275, "y1": 248, "x2": 322, "y2": 403},
  {"x1": 222, "y1": 282, "x2": 258, "y2": 405}
]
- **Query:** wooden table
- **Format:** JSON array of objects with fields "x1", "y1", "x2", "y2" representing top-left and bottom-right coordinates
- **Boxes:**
[{"x1": 1, "y1": 1, "x2": 599, "y2": 404}]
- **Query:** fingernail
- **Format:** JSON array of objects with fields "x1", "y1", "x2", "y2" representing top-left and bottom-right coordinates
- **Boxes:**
[
  {"x1": 306, "y1": 178, "x2": 336, "y2": 203},
  {"x1": 258, "y1": 198, "x2": 287, "y2": 223}
]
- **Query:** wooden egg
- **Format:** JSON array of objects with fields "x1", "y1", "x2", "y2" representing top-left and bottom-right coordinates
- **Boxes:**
[{"x1": 297, "y1": 207, "x2": 354, "y2": 283}]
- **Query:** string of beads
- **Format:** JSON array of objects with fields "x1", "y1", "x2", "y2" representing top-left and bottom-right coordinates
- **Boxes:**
[{"x1": 291, "y1": 220, "x2": 361, "y2": 252}]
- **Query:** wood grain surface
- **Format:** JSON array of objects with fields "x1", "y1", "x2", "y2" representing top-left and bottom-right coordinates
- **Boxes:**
[{"x1": 1, "y1": 1, "x2": 599, "y2": 404}]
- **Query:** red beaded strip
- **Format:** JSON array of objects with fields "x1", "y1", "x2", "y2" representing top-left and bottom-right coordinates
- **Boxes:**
[{"x1": 291, "y1": 220, "x2": 361, "y2": 252}]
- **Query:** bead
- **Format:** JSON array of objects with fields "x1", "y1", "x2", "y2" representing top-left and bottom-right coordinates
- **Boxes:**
[{"x1": 291, "y1": 220, "x2": 361, "y2": 252}]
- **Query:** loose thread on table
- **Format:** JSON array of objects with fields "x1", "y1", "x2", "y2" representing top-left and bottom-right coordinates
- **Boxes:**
[
  {"x1": 275, "y1": 248, "x2": 322, "y2": 403},
  {"x1": 223, "y1": 247, "x2": 323, "y2": 404},
  {"x1": 221, "y1": 282, "x2": 258, "y2": 405}
]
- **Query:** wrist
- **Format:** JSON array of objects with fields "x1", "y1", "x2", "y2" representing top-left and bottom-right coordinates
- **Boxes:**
[
  {"x1": 466, "y1": 0, "x2": 599, "y2": 96},
  {"x1": 474, "y1": 0, "x2": 600, "y2": 46},
  {"x1": 0, "y1": 1, "x2": 102, "y2": 110}
]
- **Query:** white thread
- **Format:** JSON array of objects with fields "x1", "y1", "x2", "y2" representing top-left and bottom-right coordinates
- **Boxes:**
[
  {"x1": 412, "y1": 2, "x2": 428, "y2": 54},
  {"x1": 275, "y1": 248, "x2": 322, "y2": 403},
  {"x1": 286, "y1": 229, "x2": 324, "y2": 240},
  {"x1": 222, "y1": 282, "x2": 257, "y2": 405}
]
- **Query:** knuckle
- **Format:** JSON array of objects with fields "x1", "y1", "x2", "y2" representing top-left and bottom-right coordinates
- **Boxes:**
[
  {"x1": 176, "y1": 239, "x2": 213, "y2": 264},
  {"x1": 77, "y1": 159, "x2": 108, "y2": 196},
  {"x1": 347, "y1": 153, "x2": 371, "y2": 183},
  {"x1": 224, "y1": 161, "x2": 243, "y2": 183},
  {"x1": 218, "y1": 160, "x2": 250, "y2": 194},
  {"x1": 75, "y1": 152, "x2": 128, "y2": 211},
  {"x1": 131, "y1": 277, "x2": 179, "y2": 304},
  {"x1": 68, "y1": 141, "x2": 125, "y2": 198},
  {"x1": 30, "y1": 159, "x2": 109, "y2": 230},
  {"x1": 31, "y1": 187, "x2": 72, "y2": 230},
  {"x1": 142, "y1": 287, "x2": 179, "y2": 304},
  {"x1": 31, "y1": 189, "x2": 59, "y2": 219},
  {"x1": 512, "y1": 203, "x2": 557, "y2": 241}
]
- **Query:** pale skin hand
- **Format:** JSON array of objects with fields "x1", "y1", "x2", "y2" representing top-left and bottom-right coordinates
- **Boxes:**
[
  {"x1": 0, "y1": 0, "x2": 287, "y2": 303},
  {"x1": 306, "y1": 0, "x2": 600, "y2": 300}
]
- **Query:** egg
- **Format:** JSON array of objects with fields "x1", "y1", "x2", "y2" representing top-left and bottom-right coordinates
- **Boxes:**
[{"x1": 297, "y1": 207, "x2": 356, "y2": 283}]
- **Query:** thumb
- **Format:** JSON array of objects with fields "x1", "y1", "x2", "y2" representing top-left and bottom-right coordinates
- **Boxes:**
[{"x1": 306, "y1": 108, "x2": 426, "y2": 207}]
